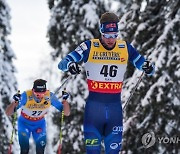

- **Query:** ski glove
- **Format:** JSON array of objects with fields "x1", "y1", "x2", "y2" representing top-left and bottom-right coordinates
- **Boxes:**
[
  {"x1": 142, "y1": 60, "x2": 155, "y2": 75},
  {"x1": 13, "y1": 93, "x2": 21, "y2": 102},
  {"x1": 62, "y1": 90, "x2": 69, "y2": 100},
  {"x1": 68, "y1": 62, "x2": 81, "y2": 75}
]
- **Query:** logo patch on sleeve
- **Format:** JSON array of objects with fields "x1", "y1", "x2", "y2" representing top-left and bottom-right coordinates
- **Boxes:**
[
  {"x1": 80, "y1": 42, "x2": 88, "y2": 51},
  {"x1": 28, "y1": 96, "x2": 33, "y2": 101},
  {"x1": 44, "y1": 96, "x2": 50, "y2": 101},
  {"x1": 93, "y1": 42, "x2": 99, "y2": 47},
  {"x1": 118, "y1": 44, "x2": 125, "y2": 48},
  {"x1": 75, "y1": 46, "x2": 83, "y2": 54}
]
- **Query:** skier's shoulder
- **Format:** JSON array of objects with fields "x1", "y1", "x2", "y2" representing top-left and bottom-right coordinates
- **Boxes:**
[
  {"x1": 125, "y1": 42, "x2": 140, "y2": 56},
  {"x1": 17, "y1": 91, "x2": 27, "y2": 108},
  {"x1": 49, "y1": 92, "x2": 59, "y2": 102},
  {"x1": 21, "y1": 91, "x2": 27, "y2": 100},
  {"x1": 126, "y1": 42, "x2": 136, "y2": 51}
]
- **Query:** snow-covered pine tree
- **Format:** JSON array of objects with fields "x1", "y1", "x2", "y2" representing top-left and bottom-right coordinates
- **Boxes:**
[
  {"x1": 0, "y1": 0, "x2": 18, "y2": 153},
  {"x1": 119, "y1": 0, "x2": 180, "y2": 153},
  {"x1": 47, "y1": 0, "x2": 108, "y2": 153}
]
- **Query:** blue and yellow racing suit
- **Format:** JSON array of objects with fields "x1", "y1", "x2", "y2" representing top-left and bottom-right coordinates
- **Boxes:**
[
  {"x1": 16, "y1": 90, "x2": 63, "y2": 154},
  {"x1": 59, "y1": 39, "x2": 145, "y2": 154}
]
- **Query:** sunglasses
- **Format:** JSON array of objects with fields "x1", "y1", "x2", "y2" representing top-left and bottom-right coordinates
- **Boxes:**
[{"x1": 101, "y1": 33, "x2": 118, "y2": 39}]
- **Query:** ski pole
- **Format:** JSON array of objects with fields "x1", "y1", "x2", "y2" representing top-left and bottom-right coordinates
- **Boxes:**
[
  {"x1": 57, "y1": 88, "x2": 68, "y2": 154},
  {"x1": 8, "y1": 112, "x2": 17, "y2": 154},
  {"x1": 57, "y1": 110, "x2": 64, "y2": 154},
  {"x1": 8, "y1": 90, "x2": 20, "y2": 154},
  {"x1": 53, "y1": 76, "x2": 71, "y2": 97},
  {"x1": 123, "y1": 72, "x2": 145, "y2": 111}
]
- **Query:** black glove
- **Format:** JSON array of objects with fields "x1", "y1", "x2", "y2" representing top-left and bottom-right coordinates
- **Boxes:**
[
  {"x1": 13, "y1": 93, "x2": 21, "y2": 102},
  {"x1": 62, "y1": 90, "x2": 69, "y2": 100},
  {"x1": 142, "y1": 60, "x2": 155, "y2": 75},
  {"x1": 68, "y1": 62, "x2": 81, "y2": 75}
]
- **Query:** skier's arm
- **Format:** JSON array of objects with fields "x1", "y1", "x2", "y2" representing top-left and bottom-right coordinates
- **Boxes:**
[
  {"x1": 5, "y1": 101, "x2": 19, "y2": 116},
  {"x1": 58, "y1": 40, "x2": 91, "y2": 72},
  {"x1": 62, "y1": 100, "x2": 70, "y2": 116},
  {"x1": 127, "y1": 43, "x2": 155, "y2": 75},
  {"x1": 50, "y1": 92, "x2": 70, "y2": 116},
  {"x1": 5, "y1": 92, "x2": 27, "y2": 116},
  {"x1": 127, "y1": 43, "x2": 145, "y2": 70}
]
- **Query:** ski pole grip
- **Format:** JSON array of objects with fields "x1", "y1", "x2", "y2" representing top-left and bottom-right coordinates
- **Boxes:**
[
  {"x1": 62, "y1": 88, "x2": 69, "y2": 100},
  {"x1": 13, "y1": 90, "x2": 21, "y2": 104}
]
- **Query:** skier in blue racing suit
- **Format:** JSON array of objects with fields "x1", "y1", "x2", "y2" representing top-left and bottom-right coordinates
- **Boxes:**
[
  {"x1": 58, "y1": 12, "x2": 155, "y2": 154},
  {"x1": 6, "y1": 79, "x2": 70, "y2": 154}
]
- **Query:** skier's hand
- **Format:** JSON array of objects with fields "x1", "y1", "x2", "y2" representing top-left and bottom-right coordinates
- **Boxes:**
[
  {"x1": 13, "y1": 93, "x2": 21, "y2": 102},
  {"x1": 62, "y1": 90, "x2": 69, "y2": 100},
  {"x1": 68, "y1": 62, "x2": 81, "y2": 75},
  {"x1": 142, "y1": 60, "x2": 155, "y2": 75}
]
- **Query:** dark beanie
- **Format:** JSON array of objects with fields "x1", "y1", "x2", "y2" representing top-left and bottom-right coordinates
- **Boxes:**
[
  {"x1": 33, "y1": 79, "x2": 47, "y2": 92},
  {"x1": 100, "y1": 12, "x2": 119, "y2": 24}
]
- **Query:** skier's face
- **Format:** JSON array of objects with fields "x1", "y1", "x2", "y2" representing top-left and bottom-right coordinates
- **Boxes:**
[
  {"x1": 33, "y1": 90, "x2": 46, "y2": 99},
  {"x1": 101, "y1": 32, "x2": 118, "y2": 48}
]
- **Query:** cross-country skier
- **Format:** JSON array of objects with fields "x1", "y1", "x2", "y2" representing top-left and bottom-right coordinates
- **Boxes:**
[
  {"x1": 58, "y1": 12, "x2": 155, "y2": 154},
  {"x1": 6, "y1": 79, "x2": 70, "y2": 154}
]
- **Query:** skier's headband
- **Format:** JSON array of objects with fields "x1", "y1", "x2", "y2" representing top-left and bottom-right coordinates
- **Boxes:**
[{"x1": 99, "y1": 22, "x2": 118, "y2": 33}]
